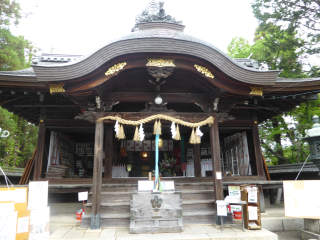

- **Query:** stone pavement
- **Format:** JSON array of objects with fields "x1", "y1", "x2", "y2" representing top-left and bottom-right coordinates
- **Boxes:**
[{"x1": 49, "y1": 222, "x2": 278, "y2": 240}]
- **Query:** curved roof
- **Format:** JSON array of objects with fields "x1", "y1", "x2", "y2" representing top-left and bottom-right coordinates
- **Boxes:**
[{"x1": 31, "y1": 26, "x2": 280, "y2": 85}]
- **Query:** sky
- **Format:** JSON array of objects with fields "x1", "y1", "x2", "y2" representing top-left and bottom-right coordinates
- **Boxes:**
[{"x1": 11, "y1": 0, "x2": 259, "y2": 56}]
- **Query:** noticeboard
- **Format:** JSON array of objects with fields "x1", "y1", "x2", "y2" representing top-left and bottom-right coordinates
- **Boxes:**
[{"x1": 283, "y1": 180, "x2": 320, "y2": 219}]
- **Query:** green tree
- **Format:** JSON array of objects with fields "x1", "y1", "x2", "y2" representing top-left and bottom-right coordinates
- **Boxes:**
[
  {"x1": 227, "y1": 37, "x2": 252, "y2": 58},
  {"x1": 0, "y1": 1, "x2": 39, "y2": 167},
  {"x1": 252, "y1": 0, "x2": 320, "y2": 55},
  {"x1": 227, "y1": 24, "x2": 319, "y2": 164}
]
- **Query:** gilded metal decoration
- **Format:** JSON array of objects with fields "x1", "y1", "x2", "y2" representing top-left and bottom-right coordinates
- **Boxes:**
[
  {"x1": 40, "y1": 119, "x2": 44, "y2": 123},
  {"x1": 132, "y1": 1, "x2": 182, "y2": 32},
  {"x1": 150, "y1": 195, "x2": 162, "y2": 208},
  {"x1": 250, "y1": 87, "x2": 263, "y2": 96},
  {"x1": 105, "y1": 62, "x2": 127, "y2": 76},
  {"x1": 194, "y1": 65, "x2": 214, "y2": 79},
  {"x1": 146, "y1": 58, "x2": 175, "y2": 67},
  {"x1": 49, "y1": 84, "x2": 65, "y2": 94}
]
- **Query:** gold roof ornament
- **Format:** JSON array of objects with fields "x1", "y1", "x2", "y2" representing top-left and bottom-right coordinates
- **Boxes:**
[
  {"x1": 250, "y1": 87, "x2": 263, "y2": 96},
  {"x1": 105, "y1": 62, "x2": 127, "y2": 76},
  {"x1": 194, "y1": 64, "x2": 214, "y2": 78},
  {"x1": 49, "y1": 84, "x2": 65, "y2": 94},
  {"x1": 146, "y1": 58, "x2": 175, "y2": 67}
]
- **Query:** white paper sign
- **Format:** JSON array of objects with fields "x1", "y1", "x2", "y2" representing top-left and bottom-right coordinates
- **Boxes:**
[
  {"x1": 17, "y1": 216, "x2": 29, "y2": 233},
  {"x1": 0, "y1": 189, "x2": 14, "y2": 202},
  {"x1": 216, "y1": 200, "x2": 227, "y2": 216},
  {"x1": 216, "y1": 171, "x2": 222, "y2": 180},
  {"x1": 0, "y1": 202, "x2": 15, "y2": 212},
  {"x1": 248, "y1": 189, "x2": 258, "y2": 203},
  {"x1": 29, "y1": 207, "x2": 50, "y2": 240},
  {"x1": 161, "y1": 181, "x2": 175, "y2": 190},
  {"x1": 15, "y1": 188, "x2": 27, "y2": 203},
  {"x1": 138, "y1": 180, "x2": 154, "y2": 191},
  {"x1": 228, "y1": 185, "x2": 240, "y2": 200},
  {"x1": 78, "y1": 192, "x2": 88, "y2": 201},
  {"x1": 28, "y1": 181, "x2": 48, "y2": 210},
  {"x1": 0, "y1": 211, "x2": 17, "y2": 240},
  {"x1": 248, "y1": 206, "x2": 258, "y2": 220}
]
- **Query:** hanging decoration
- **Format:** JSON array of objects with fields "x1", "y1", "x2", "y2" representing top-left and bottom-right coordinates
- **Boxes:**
[
  {"x1": 97, "y1": 114, "x2": 214, "y2": 145},
  {"x1": 189, "y1": 128, "x2": 196, "y2": 144},
  {"x1": 118, "y1": 124, "x2": 126, "y2": 139},
  {"x1": 139, "y1": 123, "x2": 145, "y2": 141},
  {"x1": 173, "y1": 125, "x2": 181, "y2": 141},
  {"x1": 114, "y1": 120, "x2": 119, "y2": 138},
  {"x1": 171, "y1": 122, "x2": 176, "y2": 139},
  {"x1": 133, "y1": 126, "x2": 139, "y2": 141}
]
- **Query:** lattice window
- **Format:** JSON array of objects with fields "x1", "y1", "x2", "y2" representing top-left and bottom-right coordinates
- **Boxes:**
[{"x1": 315, "y1": 142, "x2": 320, "y2": 154}]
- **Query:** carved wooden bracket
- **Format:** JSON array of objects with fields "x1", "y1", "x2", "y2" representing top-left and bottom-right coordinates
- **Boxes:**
[
  {"x1": 74, "y1": 111, "x2": 96, "y2": 122},
  {"x1": 216, "y1": 113, "x2": 235, "y2": 123}
]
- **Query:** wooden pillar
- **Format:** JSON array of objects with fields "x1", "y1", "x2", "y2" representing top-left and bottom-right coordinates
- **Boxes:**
[
  {"x1": 104, "y1": 124, "x2": 113, "y2": 180},
  {"x1": 33, "y1": 108, "x2": 46, "y2": 180},
  {"x1": 194, "y1": 144, "x2": 201, "y2": 178},
  {"x1": 210, "y1": 113, "x2": 224, "y2": 201},
  {"x1": 252, "y1": 115, "x2": 265, "y2": 178},
  {"x1": 91, "y1": 112, "x2": 104, "y2": 229}
]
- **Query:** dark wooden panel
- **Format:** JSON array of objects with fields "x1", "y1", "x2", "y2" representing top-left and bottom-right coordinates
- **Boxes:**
[
  {"x1": 194, "y1": 144, "x2": 201, "y2": 178},
  {"x1": 210, "y1": 113, "x2": 224, "y2": 201}
]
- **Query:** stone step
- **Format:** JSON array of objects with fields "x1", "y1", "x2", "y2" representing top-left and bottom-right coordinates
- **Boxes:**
[{"x1": 81, "y1": 210, "x2": 216, "y2": 228}]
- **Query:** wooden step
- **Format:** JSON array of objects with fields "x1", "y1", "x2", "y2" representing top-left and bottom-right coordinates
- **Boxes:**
[
  {"x1": 88, "y1": 192, "x2": 131, "y2": 203},
  {"x1": 182, "y1": 200, "x2": 215, "y2": 212}
]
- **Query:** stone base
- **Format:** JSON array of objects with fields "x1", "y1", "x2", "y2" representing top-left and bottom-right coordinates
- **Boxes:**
[
  {"x1": 301, "y1": 229, "x2": 320, "y2": 240},
  {"x1": 305, "y1": 219, "x2": 320, "y2": 234}
]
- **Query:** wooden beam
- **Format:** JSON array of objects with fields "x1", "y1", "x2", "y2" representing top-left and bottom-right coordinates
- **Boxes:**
[
  {"x1": 210, "y1": 113, "x2": 224, "y2": 201},
  {"x1": 194, "y1": 144, "x2": 201, "y2": 178},
  {"x1": 14, "y1": 105, "x2": 79, "y2": 108},
  {"x1": 33, "y1": 108, "x2": 46, "y2": 180},
  {"x1": 105, "y1": 124, "x2": 113, "y2": 180},
  {"x1": 103, "y1": 92, "x2": 211, "y2": 103},
  {"x1": 91, "y1": 112, "x2": 104, "y2": 229}
]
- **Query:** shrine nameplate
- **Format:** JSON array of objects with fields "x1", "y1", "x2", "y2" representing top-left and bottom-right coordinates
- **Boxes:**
[{"x1": 130, "y1": 191, "x2": 183, "y2": 234}]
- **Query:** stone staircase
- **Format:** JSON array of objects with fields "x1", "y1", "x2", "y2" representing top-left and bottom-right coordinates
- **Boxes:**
[{"x1": 81, "y1": 182, "x2": 216, "y2": 228}]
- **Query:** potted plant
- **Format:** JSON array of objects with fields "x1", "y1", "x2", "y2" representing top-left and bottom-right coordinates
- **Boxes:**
[{"x1": 159, "y1": 154, "x2": 179, "y2": 177}]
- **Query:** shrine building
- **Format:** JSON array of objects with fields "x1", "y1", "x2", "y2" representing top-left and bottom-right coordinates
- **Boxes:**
[{"x1": 1, "y1": 1, "x2": 320, "y2": 228}]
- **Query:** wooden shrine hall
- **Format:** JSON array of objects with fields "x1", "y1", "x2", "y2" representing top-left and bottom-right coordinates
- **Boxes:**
[{"x1": 1, "y1": 1, "x2": 320, "y2": 228}]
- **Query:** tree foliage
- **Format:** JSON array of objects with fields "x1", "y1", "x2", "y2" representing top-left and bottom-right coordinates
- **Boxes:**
[
  {"x1": 227, "y1": 2, "x2": 320, "y2": 165},
  {"x1": 0, "y1": 1, "x2": 39, "y2": 167},
  {"x1": 252, "y1": 0, "x2": 320, "y2": 55},
  {"x1": 0, "y1": 107, "x2": 38, "y2": 167},
  {"x1": 0, "y1": 0, "x2": 39, "y2": 71}
]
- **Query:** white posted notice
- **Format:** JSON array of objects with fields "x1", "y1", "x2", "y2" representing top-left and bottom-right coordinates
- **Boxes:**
[
  {"x1": 248, "y1": 188, "x2": 258, "y2": 203},
  {"x1": 28, "y1": 181, "x2": 48, "y2": 210},
  {"x1": 0, "y1": 211, "x2": 17, "y2": 240},
  {"x1": 248, "y1": 206, "x2": 258, "y2": 220},
  {"x1": 216, "y1": 200, "x2": 227, "y2": 216},
  {"x1": 17, "y1": 216, "x2": 29, "y2": 234},
  {"x1": 15, "y1": 188, "x2": 27, "y2": 203}
]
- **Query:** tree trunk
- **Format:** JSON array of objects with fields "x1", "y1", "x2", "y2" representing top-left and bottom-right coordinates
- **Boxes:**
[{"x1": 271, "y1": 117, "x2": 285, "y2": 164}]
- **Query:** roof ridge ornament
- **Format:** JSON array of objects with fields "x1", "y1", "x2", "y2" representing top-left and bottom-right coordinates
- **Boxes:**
[{"x1": 131, "y1": 1, "x2": 182, "y2": 32}]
